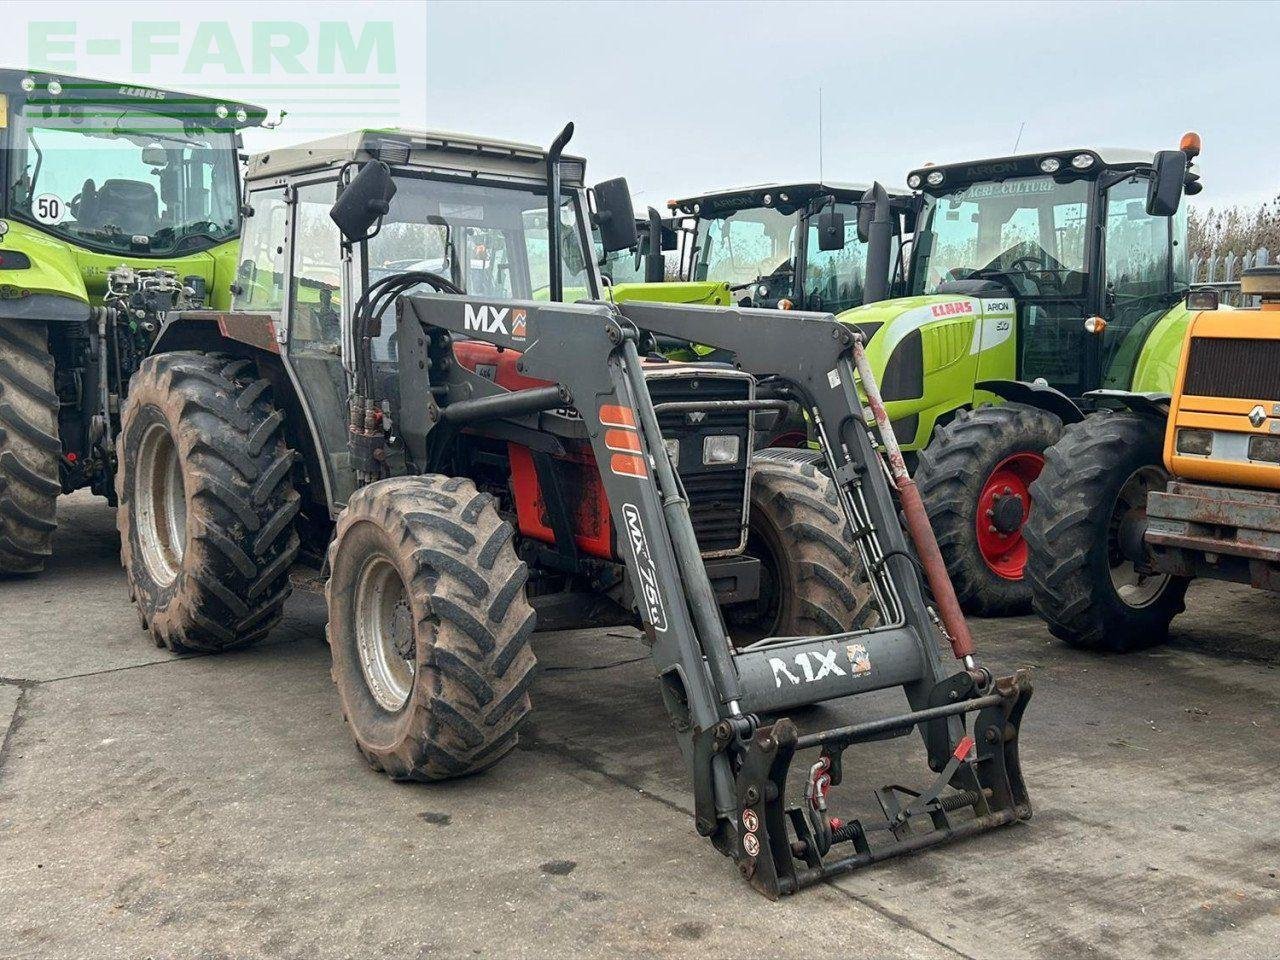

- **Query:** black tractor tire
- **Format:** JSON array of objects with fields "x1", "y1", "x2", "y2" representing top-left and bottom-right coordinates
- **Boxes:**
[
  {"x1": 117, "y1": 352, "x2": 300, "y2": 653},
  {"x1": 913, "y1": 404, "x2": 1063, "y2": 617},
  {"x1": 0, "y1": 320, "x2": 60, "y2": 575},
  {"x1": 1025, "y1": 410, "x2": 1189, "y2": 652},
  {"x1": 327, "y1": 475, "x2": 537, "y2": 781},
  {"x1": 723, "y1": 449, "x2": 877, "y2": 645}
]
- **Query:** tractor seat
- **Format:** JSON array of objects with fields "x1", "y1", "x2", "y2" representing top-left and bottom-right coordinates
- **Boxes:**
[{"x1": 94, "y1": 179, "x2": 160, "y2": 236}]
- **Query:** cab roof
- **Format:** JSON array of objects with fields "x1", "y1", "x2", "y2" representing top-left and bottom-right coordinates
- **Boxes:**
[
  {"x1": 669, "y1": 181, "x2": 911, "y2": 217},
  {"x1": 0, "y1": 67, "x2": 266, "y2": 130},
  {"x1": 246, "y1": 128, "x2": 588, "y2": 187},
  {"x1": 907, "y1": 147, "x2": 1190, "y2": 193}
]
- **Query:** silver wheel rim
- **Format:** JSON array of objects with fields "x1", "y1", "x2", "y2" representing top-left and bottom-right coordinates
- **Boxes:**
[
  {"x1": 354, "y1": 555, "x2": 416, "y2": 712},
  {"x1": 135, "y1": 421, "x2": 187, "y2": 586},
  {"x1": 1109, "y1": 465, "x2": 1169, "y2": 609}
]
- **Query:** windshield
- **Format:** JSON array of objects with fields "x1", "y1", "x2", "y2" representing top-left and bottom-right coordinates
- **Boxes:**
[
  {"x1": 692, "y1": 206, "x2": 799, "y2": 288},
  {"x1": 600, "y1": 245, "x2": 648, "y2": 285},
  {"x1": 914, "y1": 176, "x2": 1090, "y2": 298},
  {"x1": 6, "y1": 103, "x2": 240, "y2": 256},
  {"x1": 367, "y1": 175, "x2": 594, "y2": 300}
]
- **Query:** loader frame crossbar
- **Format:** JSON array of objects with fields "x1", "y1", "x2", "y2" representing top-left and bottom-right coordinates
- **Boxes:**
[{"x1": 394, "y1": 293, "x2": 1033, "y2": 897}]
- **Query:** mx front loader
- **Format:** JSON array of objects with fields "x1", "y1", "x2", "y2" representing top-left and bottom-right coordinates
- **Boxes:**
[{"x1": 116, "y1": 126, "x2": 1032, "y2": 896}]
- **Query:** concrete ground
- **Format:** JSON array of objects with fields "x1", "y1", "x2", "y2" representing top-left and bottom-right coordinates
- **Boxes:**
[{"x1": 1, "y1": 492, "x2": 1277, "y2": 960}]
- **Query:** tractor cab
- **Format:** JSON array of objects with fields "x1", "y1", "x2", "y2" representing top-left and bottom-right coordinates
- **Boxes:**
[
  {"x1": 0, "y1": 69, "x2": 265, "y2": 269},
  {"x1": 669, "y1": 182, "x2": 916, "y2": 314},
  {"x1": 903, "y1": 141, "x2": 1202, "y2": 402},
  {"x1": 224, "y1": 126, "x2": 635, "y2": 508}
]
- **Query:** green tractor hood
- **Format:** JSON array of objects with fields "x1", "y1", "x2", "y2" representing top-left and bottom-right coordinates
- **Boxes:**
[
  {"x1": 835, "y1": 293, "x2": 1019, "y2": 449},
  {"x1": 0, "y1": 221, "x2": 242, "y2": 319}
]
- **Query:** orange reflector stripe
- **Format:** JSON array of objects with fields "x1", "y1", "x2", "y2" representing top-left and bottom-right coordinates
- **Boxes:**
[
  {"x1": 599, "y1": 404, "x2": 636, "y2": 429},
  {"x1": 610, "y1": 453, "x2": 648, "y2": 478},
  {"x1": 605, "y1": 429, "x2": 641, "y2": 453}
]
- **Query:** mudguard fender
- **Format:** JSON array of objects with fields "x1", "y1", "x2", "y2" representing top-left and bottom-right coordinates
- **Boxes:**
[{"x1": 976, "y1": 379, "x2": 1086, "y2": 424}]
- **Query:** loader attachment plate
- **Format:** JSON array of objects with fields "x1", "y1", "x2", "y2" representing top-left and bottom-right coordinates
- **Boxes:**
[{"x1": 735, "y1": 670, "x2": 1032, "y2": 898}]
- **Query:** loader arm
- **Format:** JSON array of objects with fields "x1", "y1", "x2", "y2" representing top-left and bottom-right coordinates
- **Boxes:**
[{"x1": 395, "y1": 293, "x2": 1032, "y2": 897}]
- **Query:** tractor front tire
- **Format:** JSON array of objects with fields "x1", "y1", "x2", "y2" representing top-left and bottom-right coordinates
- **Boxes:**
[
  {"x1": 0, "y1": 320, "x2": 60, "y2": 575},
  {"x1": 1025, "y1": 410, "x2": 1189, "y2": 652},
  {"x1": 327, "y1": 475, "x2": 537, "y2": 780},
  {"x1": 914, "y1": 404, "x2": 1062, "y2": 616},
  {"x1": 724, "y1": 449, "x2": 877, "y2": 645},
  {"x1": 117, "y1": 352, "x2": 300, "y2": 653}
]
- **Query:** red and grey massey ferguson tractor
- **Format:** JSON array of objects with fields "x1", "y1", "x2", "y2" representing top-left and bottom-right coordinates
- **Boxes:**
[{"x1": 116, "y1": 125, "x2": 1031, "y2": 896}]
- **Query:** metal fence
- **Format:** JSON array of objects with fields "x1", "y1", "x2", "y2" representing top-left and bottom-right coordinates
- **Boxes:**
[{"x1": 1189, "y1": 246, "x2": 1269, "y2": 306}]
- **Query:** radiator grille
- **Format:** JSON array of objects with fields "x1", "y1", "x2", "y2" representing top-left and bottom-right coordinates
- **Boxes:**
[
  {"x1": 1183, "y1": 337, "x2": 1280, "y2": 400},
  {"x1": 647, "y1": 370, "x2": 752, "y2": 555}
]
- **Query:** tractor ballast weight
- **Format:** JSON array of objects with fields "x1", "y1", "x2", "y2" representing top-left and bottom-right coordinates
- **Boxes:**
[{"x1": 391, "y1": 293, "x2": 1032, "y2": 896}]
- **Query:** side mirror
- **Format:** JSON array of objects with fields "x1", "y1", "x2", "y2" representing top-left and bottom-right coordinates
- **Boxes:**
[
  {"x1": 141, "y1": 143, "x2": 168, "y2": 168},
  {"x1": 816, "y1": 208, "x2": 846, "y2": 251},
  {"x1": 1146, "y1": 150, "x2": 1187, "y2": 218},
  {"x1": 592, "y1": 177, "x2": 638, "y2": 253},
  {"x1": 330, "y1": 160, "x2": 397, "y2": 243}
]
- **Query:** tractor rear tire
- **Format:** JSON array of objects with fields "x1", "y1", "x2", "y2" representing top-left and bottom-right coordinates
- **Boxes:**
[
  {"x1": 0, "y1": 320, "x2": 60, "y2": 575},
  {"x1": 1025, "y1": 410, "x2": 1189, "y2": 652},
  {"x1": 117, "y1": 352, "x2": 300, "y2": 653},
  {"x1": 327, "y1": 475, "x2": 537, "y2": 781},
  {"x1": 914, "y1": 404, "x2": 1062, "y2": 616},
  {"x1": 723, "y1": 449, "x2": 877, "y2": 645}
]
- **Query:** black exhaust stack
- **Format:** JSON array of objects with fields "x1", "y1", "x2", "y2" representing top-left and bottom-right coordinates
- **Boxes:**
[
  {"x1": 545, "y1": 122, "x2": 575, "y2": 303},
  {"x1": 859, "y1": 182, "x2": 893, "y2": 306},
  {"x1": 645, "y1": 207, "x2": 666, "y2": 283}
]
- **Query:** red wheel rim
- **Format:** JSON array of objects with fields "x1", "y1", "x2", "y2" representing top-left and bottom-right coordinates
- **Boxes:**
[{"x1": 975, "y1": 451, "x2": 1045, "y2": 580}]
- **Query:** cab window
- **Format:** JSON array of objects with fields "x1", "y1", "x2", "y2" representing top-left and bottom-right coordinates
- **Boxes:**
[
  {"x1": 233, "y1": 191, "x2": 289, "y2": 312},
  {"x1": 290, "y1": 182, "x2": 342, "y2": 351}
]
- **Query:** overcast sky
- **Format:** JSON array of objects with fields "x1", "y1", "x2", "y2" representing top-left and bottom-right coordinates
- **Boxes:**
[{"x1": 8, "y1": 1, "x2": 1277, "y2": 211}]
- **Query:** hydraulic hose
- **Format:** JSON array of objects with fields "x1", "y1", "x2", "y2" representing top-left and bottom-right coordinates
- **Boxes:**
[{"x1": 851, "y1": 334, "x2": 977, "y2": 663}]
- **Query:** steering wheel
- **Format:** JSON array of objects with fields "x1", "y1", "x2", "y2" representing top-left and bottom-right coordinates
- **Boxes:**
[
  {"x1": 968, "y1": 256, "x2": 1062, "y2": 297},
  {"x1": 68, "y1": 179, "x2": 97, "y2": 220},
  {"x1": 1004, "y1": 255, "x2": 1047, "y2": 274}
]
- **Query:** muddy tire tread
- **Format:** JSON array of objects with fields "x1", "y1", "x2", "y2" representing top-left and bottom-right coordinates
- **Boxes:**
[
  {"x1": 0, "y1": 320, "x2": 59, "y2": 574},
  {"x1": 118, "y1": 351, "x2": 299, "y2": 653},
  {"x1": 913, "y1": 404, "x2": 1063, "y2": 616},
  {"x1": 327, "y1": 475, "x2": 537, "y2": 781}
]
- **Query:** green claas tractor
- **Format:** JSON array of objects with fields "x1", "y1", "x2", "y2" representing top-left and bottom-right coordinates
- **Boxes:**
[
  {"x1": 668, "y1": 181, "x2": 916, "y2": 314},
  {"x1": 834, "y1": 135, "x2": 1204, "y2": 615},
  {"x1": 0, "y1": 68, "x2": 266, "y2": 574}
]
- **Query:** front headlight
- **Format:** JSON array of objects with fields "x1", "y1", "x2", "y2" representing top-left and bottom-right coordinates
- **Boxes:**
[
  {"x1": 1248, "y1": 434, "x2": 1280, "y2": 464},
  {"x1": 1175, "y1": 428, "x2": 1213, "y2": 456},
  {"x1": 926, "y1": 170, "x2": 944, "y2": 186},
  {"x1": 663, "y1": 438, "x2": 680, "y2": 465},
  {"x1": 702, "y1": 435, "x2": 740, "y2": 465}
]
